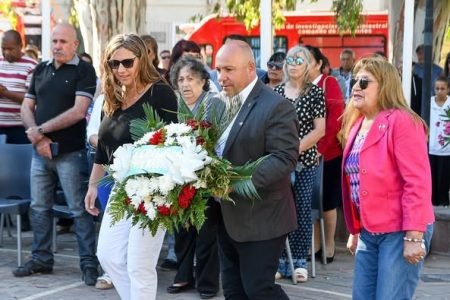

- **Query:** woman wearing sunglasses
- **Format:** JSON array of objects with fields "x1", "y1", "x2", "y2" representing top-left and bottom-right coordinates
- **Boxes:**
[
  {"x1": 263, "y1": 51, "x2": 286, "y2": 88},
  {"x1": 305, "y1": 45, "x2": 345, "y2": 264},
  {"x1": 274, "y1": 46, "x2": 325, "y2": 282},
  {"x1": 84, "y1": 33, "x2": 178, "y2": 300},
  {"x1": 340, "y1": 57, "x2": 434, "y2": 299}
]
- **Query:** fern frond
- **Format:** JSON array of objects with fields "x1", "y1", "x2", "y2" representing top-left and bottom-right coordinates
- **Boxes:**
[{"x1": 130, "y1": 103, "x2": 166, "y2": 141}]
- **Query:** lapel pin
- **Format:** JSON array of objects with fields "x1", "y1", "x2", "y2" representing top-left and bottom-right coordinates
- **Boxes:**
[
  {"x1": 239, "y1": 121, "x2": 243, "y2": 126},
  {"x1": 378, "y1": 124, "x2": 386, "y2": 130}
]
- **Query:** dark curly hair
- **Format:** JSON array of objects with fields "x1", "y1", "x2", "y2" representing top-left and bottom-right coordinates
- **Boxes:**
[{"x1": 170, "y1": 56, "x2": 210, "y2": 91}]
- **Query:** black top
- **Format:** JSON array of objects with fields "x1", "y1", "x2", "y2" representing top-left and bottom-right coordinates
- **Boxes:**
[
  {"x1": 26, "y1": 56, "x2": 97, "y2": 154},
  {"x1": 274, "y1": 83, "x2": 325, "y2": 167},
  {"x1": 95, "y1": 81, "x2": 178, "y2": 165}
]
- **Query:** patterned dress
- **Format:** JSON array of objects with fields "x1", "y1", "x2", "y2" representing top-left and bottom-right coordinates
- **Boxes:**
[{"x1": 274, "y1": 83, "x2": 325, "y2": 275}]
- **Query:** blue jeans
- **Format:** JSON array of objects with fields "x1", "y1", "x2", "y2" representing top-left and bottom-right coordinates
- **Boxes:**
[
  {"x1": 30, "y1": 149, "x2": 98, "y2": 270},
  {"x1": 353, "y1": 224, "x2": 433, "y2": 300}
]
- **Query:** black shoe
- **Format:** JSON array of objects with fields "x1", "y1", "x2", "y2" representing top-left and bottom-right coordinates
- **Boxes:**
[
  {"x1": 13, "y1": 260, "x2": 52, "y2": 277},
  {"x1": 160, "y1": 259, "x2": 177, "y2": 271},
  {"x1": 199, "y1": 291, "x2": 217, "y2": 299},
  {"x1": 82, "y1": 267, "x2": 99, "y2": 286},
  {"x1": 167, "y1": 283, "x2": 194, "y2": 294}
]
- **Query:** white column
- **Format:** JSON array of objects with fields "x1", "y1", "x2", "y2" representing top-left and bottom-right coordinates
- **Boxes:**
[
  {"x1": 402, "y1": 0, "x2": 414, "y2": 105},
  {"x1": 41, "y1": 0, "x2": 51, "y2": 61},
  {"x1": 260, "y1": 0, "x2": 272, "y2": 70}
]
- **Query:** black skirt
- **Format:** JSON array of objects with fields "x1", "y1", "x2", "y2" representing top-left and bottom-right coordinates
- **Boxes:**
[
  {"x1": 322, "y1": 155, "x2": 343, "y2": 211},
  {"x1": 429, "y1": 154, "x2": 450, "y2": 206}
]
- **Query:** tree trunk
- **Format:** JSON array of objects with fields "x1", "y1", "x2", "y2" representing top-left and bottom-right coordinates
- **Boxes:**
[
  {"x1": 74, "y1": 0, "x2": 146, "y2": 70},
  {"x1": 390, "y1": 0, "x2": 449, "y2": 67}
]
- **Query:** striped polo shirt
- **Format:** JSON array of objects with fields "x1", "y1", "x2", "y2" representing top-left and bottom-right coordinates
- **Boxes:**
[{"x1": 0, "y1": 55, "x2": 37, "y2": 127}]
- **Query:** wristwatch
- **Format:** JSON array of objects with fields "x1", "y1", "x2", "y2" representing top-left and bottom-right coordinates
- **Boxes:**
[{"x1": 37, "y1": 126, "x2": 45, "y2": 135}]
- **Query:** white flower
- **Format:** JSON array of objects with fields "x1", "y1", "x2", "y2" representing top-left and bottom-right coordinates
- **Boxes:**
[
  {"x1": 158, "y1": 175, "x2": 176, "y2": 195},
  {"x1": 144, "y1": 202, "x2": 157, "y2": 220},
  {"x1": 193, "y1": 179, "x2": 207, "y2": 189},
  {"x1": 152, "y1": 195, "x2": 167, "y2": 207},
  {"x1": 165, "y1": 123, "x2": 192, "y2": 137},
  {"x1": 110, "y1": 144, "x2": 134, "y2": 182},
  {"x1": 129, "y1": 195, "x2": 142, "y2": 209}
]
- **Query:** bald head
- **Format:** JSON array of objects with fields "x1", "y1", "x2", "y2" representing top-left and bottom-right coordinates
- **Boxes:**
[
  {"x1": 51, "y1": 23, "x2": 79, "y2": 67},
  {"x1": 215, "y1": 41, "x2": 256, "y2": 96},
  {"x1": 1, "y1": 30, "x2": 22, "y2": 62}
]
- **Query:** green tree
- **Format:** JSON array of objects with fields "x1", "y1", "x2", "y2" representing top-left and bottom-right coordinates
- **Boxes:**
[{"x1": 213, "y1": 0, "x2": 364, "y2": 34}]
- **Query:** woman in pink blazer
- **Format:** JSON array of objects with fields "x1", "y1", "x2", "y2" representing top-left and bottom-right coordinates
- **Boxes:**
[{"x1": 340, "y1": 57, "x2": 434, "y2": 299}]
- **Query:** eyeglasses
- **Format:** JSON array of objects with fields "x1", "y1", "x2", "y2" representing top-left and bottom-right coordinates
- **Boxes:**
[
  {"x1": 350, "y1": 77, "x2": 376, "y2": 90},
  {"x1": 267, "y1": 61, "x2": 284, "y2": 70},
  {"x1": 107, "y1": 57, "x2": 137, "y2": 69},
  {"x1": 286, "y1": 56, "x2": 304, "y2": 66}
]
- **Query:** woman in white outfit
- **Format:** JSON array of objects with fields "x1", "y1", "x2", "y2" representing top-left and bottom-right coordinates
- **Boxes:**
[{"x1": 84, "y1": 33, "x2": 178, "y2": 300}]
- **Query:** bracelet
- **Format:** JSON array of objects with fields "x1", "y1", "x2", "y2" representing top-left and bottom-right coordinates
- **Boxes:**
[{"x1": 403, "y1": 237, "x2": 424, "y2": 243}]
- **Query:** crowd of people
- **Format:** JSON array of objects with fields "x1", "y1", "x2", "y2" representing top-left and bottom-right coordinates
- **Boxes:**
[{"x1": 1, "y1": 22, "x2": 449, "y2": 300}]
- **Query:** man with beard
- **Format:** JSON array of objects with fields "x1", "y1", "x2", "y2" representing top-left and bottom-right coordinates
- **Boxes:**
[
  {"x1": 15, "y1": 23, "x2": 99, "y2": 286},
  {"x1": 214, "y1": 40, "x2": 299, "y2": 299}
]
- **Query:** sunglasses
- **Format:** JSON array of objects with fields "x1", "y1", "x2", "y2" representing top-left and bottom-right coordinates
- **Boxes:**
[
  {"x1": 107, "y1": 57, "x2": 137, "y2": 69},
  {"x1": 350, "y1": 77, "x2": 376, "y2": 90},
  {"x1": 286, "y1": 56, "x2": 304, "y2": 66},
  {"x1": 267, "y1": 61, "x2": 284, "y2": 70},
  {"x1": 161, "y1": 56, "x2": 170, "y2": 60}
]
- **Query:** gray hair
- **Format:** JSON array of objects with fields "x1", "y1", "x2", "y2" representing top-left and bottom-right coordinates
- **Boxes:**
[
  {"x1": 283, "y1": 45, "x2": 312, "y2": 83},
  {"x1": 169, "y1": 56, "x2": 210, "y2": 91}
]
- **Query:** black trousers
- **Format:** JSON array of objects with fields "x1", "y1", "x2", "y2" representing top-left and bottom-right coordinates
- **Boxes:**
[
  {"x1": 218, "y1": 213, "x2": 289, "y2": 300},
  {"x1": 173, "y1": 198, "x2": 220, "y2": 293}
]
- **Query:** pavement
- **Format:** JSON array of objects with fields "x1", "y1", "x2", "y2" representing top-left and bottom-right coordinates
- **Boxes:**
[{"x1": 0, "y1": 227, "x2": 449, "y2": 300}]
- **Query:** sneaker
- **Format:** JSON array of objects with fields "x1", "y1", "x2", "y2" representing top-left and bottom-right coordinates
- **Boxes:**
[
  {"x1": 82, "y1": 267, "x2": 99, "y2": 286},
  {"x1": 95, "y1": 273, "x2": 113, "y2": 290},
  {"x1": 160, "y1": 259, "x2": 177, "y2": 271},
  {"x1": 13, "y1": 260, "x2": 52, "y2": 277}
]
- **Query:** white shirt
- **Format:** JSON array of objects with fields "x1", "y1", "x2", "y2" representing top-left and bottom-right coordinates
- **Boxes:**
[
  {"x1": 86, "y1": 94, "x2": 105, "y2": 143},
  {"x1": 215, "y1": 76, "x2": 258, "y2": 157},
  {"x1": 429, "y1": 95, "x2": 450, "y2": 156}
]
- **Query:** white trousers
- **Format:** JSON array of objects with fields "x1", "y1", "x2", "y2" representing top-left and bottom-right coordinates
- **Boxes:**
[{"x1": 97, "y1": 208, "x2": 166, "y2": 300}]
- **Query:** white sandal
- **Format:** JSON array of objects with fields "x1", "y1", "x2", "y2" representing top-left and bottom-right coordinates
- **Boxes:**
[
  {"x1": 95, "y1": 274, "x2": 114, "y2": 290},
  {"x1": 294, "y1": 268, "x2": 308, "y2": 282},
  {"x1": 275, "y1": 272, "x2": 283, "y2": 280}
]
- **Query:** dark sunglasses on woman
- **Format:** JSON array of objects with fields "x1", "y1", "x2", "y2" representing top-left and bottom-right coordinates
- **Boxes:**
[
  {"x1": 350, "y1": 77, "x2": 375, "y2": 90},
  {"x1": 267, "y1": 61, "x2": 284, "y2": 70},
  {"x1": 108, "y1": 57, "x2": 137, "y2": 69}
]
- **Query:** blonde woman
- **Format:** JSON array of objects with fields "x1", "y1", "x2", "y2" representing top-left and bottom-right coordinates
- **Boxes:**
[
  {"x1": 341, "y1": 57, "x2": 434, "y2": 299},
  {"x1": 84, "y1": 34, "x2": 177, "y2": 300}
]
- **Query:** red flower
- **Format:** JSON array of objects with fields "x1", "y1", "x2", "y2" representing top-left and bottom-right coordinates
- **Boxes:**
[
  {"x1": 187, "y1": 119, "x2": 199, "y2": 130},
  {"x1": 157, "y1": 205, "x2": 171, "y2": 216},
  {"x1": 178, "y1": 185, "x2": 197, "y2": 209},
  {"x1": 196, "y1": 136, "x2": 205, "y2": 145},
  {"x1": 138, "y1": 202, "x2": 147, "y2": 215},
  {"x1": 149, "y1": 129, "x2": 164, "y2": 145},
  {"x1": 124, "y1": 197, "x2": 131, "y2": 205},
  {"x1": 200, "y1": 120, "x2": 212, "y2": 129}
]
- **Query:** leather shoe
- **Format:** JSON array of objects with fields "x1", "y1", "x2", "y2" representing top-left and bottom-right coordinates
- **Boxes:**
[
  {"x1": 13, "y1": 260, "x2": 52, "y2": 277},
  {"x1": 167, "y1": 283, "x2": 194, "y2": 294},
  {"x1": 82, "y1": 267, "x2": 99, "y2": 286},
  {"x1": 199, "y1": 291, "x2": 217, "y2": 299}
]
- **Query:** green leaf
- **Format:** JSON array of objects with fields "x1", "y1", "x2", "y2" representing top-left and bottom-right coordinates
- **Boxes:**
[{"x1": 129, "y1": 103, "x2": 165, "y2": 141}]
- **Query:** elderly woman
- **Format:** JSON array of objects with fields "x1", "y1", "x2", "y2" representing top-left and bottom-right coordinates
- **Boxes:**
[
  {"x1": 84, "y1": 34, "x2": 178, "y2": 300},
  {"x1": 341, "y1": 57, "x2": 434, "y2": 299},
  {"x1": 306, "y1": 45, "x2": 345, "y2": 263},
  {"x1": 166, "y1": 56, "x2": 220, "y2": 300},
  {"x1": 274, "y1": 46, "x2": 325, "y2": 282}
]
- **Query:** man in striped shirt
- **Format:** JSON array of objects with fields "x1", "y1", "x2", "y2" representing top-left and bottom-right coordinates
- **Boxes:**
[{"x1": 0, "y1": 30, "x2": 37, "y2": 143}]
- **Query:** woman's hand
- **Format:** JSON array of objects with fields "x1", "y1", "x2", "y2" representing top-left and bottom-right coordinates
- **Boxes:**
[
  {"x1": 347, "y1": 233, "x2": 359, "y2": 255},
  {"x1": 84, "y1": 186, "x2": 99, "y2": 216},
  {"x1": 403, "y1": 241, "x2": 426, "y2": 265}
]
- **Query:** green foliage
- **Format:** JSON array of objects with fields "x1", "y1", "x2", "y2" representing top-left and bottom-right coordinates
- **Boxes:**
[
  {"x1": 212, "y1": 0, "x2": 363, "y2": 35},
  {"x1": 331, "y1": 0, "x2": 364, "y2": 36},
  {"x1": 69, "y1": 0, "x2": 80, "y2": 28},
  {"x1": 129, "y1": 103, "x2": 166, "y2": 141},
  {"x1": 0, "y1": 0, "x2": 19, "y2": 30}
]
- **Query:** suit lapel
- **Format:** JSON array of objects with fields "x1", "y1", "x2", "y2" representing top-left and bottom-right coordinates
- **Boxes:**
[
  {"x1": 343, "y1": 117, "x2": 363, "y2": 158},
  {"x1": 222, "y1": 80, "x2": 262, "y2": 156}
]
